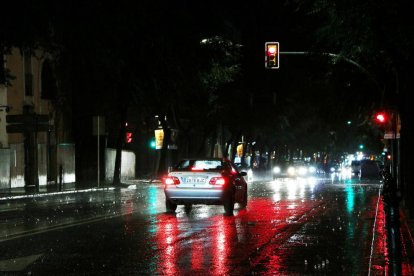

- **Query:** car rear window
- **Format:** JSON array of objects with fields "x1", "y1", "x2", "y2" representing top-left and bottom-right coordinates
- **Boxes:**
[
  {"x1": 175, "y1": 160, "x2": 223, "y2": 171},
  {"x1": 361, "y1": 160, "x2": 378, "y2": 167}
]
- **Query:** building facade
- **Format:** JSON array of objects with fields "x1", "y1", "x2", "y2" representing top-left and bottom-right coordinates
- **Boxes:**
[{"x1": 0, "y1": 48, "x2": 75, "y2": 190}]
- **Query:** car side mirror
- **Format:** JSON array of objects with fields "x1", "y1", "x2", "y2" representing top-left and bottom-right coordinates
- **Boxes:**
[{"x1": 239, "y1": 171, "x2": 247, "y2": 176}]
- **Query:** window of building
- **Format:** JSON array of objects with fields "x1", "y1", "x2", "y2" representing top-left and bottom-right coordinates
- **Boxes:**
[
  {"x1": 41, "y1": 60, "x2": 57, "y2": 100},
  {"x1": 24, "y1": 50, "x2": 33, "y2": 96}
]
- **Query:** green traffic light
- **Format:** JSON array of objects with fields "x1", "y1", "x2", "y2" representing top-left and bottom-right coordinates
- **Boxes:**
[
  {"x1": 359, "y1": 144, "x2": 364, "y2": 149},
  {"x1": 150, "y1": 140, "x2": 156, "y2": 149}
]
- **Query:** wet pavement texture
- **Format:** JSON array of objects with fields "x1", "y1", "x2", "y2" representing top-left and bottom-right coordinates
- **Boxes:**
[{"x1": 0, "y1": 176, "x2": 392, "y2": 275}]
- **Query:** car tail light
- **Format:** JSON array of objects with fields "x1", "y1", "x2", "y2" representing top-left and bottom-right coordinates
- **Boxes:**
[
  {"x1": 209, "y1": 177, "x2": 226, "y2": 185},
  {"x1": 163, "y1": 176, "x2": 180, "y2": 185}
]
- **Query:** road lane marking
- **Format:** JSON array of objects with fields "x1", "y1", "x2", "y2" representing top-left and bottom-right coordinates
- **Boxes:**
[
  {"x1": 0, "y1": 253, "x2": 43, "y2": 272},
  {"x1": 0, "y1": 187, "x2": 116, "y2": 201},
  {"x1": 0, "y1": 211, "x2": 128, "y2": 242},
  {"x1": 368, "y1": 184, "x2": 383, "y2": 276}
]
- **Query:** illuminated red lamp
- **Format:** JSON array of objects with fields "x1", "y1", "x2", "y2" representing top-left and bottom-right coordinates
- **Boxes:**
[
  {"x1": 267, "y1": 45, "x2": 277, "y2": 55},
  {"x1": 209, "y1": 177, "x2": 226, "y2": 185},
  {"x1": 375, "y1": 112, "x2": 387, "y2": 124},
  {"x1": 163, "y1": 176, "x2": 180, "y2": 185},
  {"x1": 125, "y1": 132, "x2": 133, "y2": 143}
]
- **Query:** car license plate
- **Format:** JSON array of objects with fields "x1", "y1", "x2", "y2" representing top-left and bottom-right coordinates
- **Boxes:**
[{"x1": 185, "y1": 177, "x2": 206, "y2": 183}]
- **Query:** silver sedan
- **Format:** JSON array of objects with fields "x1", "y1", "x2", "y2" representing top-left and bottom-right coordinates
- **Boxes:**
[{"x1": 163, "y1": 158, "x2": 248, "y2": 215}]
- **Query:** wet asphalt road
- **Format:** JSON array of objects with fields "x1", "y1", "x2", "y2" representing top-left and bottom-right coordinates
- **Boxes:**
[{"x1": 0, "y1": 174, "x2": 386, "y2": 275}]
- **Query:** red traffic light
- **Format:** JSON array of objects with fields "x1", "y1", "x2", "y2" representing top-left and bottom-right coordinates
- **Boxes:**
[
  {"x1": 125, "y1": 132, "x2": 133, "y2": 143},
  {"x1": 375, "y1": 112, "x2": 387, "y2": 123},
  {"x1": 267, "y1": 45, "x2": 277, "y2": 55},
  {"x1": 265, "y1": 42, "x2": 279, "y2": 69}
]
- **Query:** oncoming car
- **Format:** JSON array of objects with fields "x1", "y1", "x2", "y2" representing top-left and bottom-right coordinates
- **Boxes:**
[
  {"x1": 273, "y1": 160, "x2": 314, "y2": 179},
  {"x1": 163, "y1": 158, "x2": 248, "y2": 215}
]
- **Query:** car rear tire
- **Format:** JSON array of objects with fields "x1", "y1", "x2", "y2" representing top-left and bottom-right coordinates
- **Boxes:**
[
  {"x1": 223, "y1": 193, "x2": 234, "y2": 215},
  {"x1": 239, "y1": 189, "x2": 248, "y2": 209},
  {"x1": 165, "y1": 199, "x2": 177, "y2": 212}
]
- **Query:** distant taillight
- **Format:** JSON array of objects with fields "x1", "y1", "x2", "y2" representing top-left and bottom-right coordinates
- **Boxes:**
[
  {"x1": 209, "y1": 177, "x2": 226, "y2": 185},
  {"x1": 163, "y1": 176, "x2": 180, "y2": 185}
]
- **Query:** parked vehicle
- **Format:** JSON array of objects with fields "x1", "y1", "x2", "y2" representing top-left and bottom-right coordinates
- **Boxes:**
[
  {"x1": 163, "y1": 158, "x2": 248, "y2": 215},
  {"x1": 351, "y1": 160, "x2": 361, "y2": 176},
  {"x1": 360, "y1": 160, "x2": 380, "y2": 179}
]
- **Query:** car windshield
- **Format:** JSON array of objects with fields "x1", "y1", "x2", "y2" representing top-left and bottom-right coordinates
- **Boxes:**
[
  {"x1": 292, "y1": 160, "x2": 306, "y2": 167},
  {"x1": 175, "y1": 159, "x2": 223, "y2": 171}
]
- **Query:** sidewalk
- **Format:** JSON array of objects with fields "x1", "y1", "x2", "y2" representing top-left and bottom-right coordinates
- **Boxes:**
[
  {"x1": 0, "y1": 178, "x2": 162, "y2": 201},
  {"x1": 400, "y1": 208, "x2": 414, "y2": 275}
]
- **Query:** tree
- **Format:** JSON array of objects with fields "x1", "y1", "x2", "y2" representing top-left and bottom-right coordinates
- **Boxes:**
[{"x1": 305, "y1": 0, "x2": 414, "y2": 214}]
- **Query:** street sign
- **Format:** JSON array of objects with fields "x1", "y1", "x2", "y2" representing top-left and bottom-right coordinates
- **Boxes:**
[
  {"x1": 6, "y1": 124, "x2": 53, "y2": 133},
  {"x1": 6, "y1": 114, "x2": 49, "y2": 124},
  {"x1": 6, "y1": 113, "x2": 52, "y2": 133},
  {"x1": 384, "y1": 132, "x2": 400, "y2": 139}
]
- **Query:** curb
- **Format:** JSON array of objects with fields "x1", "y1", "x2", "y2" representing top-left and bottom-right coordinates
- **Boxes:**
[
  {"x1": 0, "y1": 179, "x2": 163, "y2": 201},
  {"x1": 399, "y1": 208, "x2": 414, "y2": 274}
]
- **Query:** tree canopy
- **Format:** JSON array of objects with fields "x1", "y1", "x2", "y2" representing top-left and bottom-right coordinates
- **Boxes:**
[{"x1": 2, "y1": 0, "x2": 412, "y2": 176}]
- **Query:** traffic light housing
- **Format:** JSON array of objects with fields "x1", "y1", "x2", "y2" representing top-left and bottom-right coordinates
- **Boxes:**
[{"x1": 265, "y1": 42, "x2": 279, "y2": 69}]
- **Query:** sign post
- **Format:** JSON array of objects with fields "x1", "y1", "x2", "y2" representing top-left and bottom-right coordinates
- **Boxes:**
[{"x1": 93, "y1": 116, "x2": 105, "y2": 187}]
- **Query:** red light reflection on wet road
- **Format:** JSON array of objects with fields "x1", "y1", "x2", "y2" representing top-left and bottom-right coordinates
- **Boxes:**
[
  {"x1": 369, "y1": 196, "x2": 389, "y2": 274},
  {"x1": 154, "y1": 197, "x2": 324, "y2": 275},
  {"x1": 155, "y1": 215, "x2": 180, "y2": 275},
  {"x1": 152, "y1": 179, "x2": 391, "y2": 275}
]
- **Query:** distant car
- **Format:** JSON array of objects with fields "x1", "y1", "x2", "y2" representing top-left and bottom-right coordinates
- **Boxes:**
[
  {"x1": 328, "y1": 162, "x2": 341, "y2": 173},
  {"x1": 351, "y1": 160, "x2": 361, "y2": 176},
  {"x1": 306, "y1": 163, "x2": 318, "y2": 175},
  {"x1": 163, "y1": 158, "x2": 248, "y2": 215},
  {"x1": 272, "y1": 160, "x2": 310, "y2": 179},
  {"x1": 273, "y1": 161, "x2": 294, "y2": 179},
  {"x1": 360, "y1": 160, "x2": 380, "y2": 179}
]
